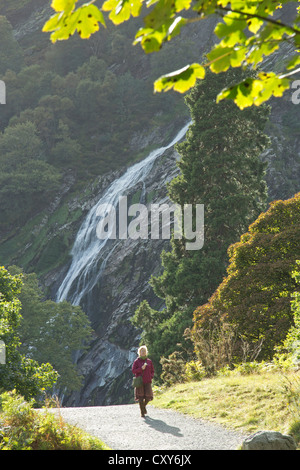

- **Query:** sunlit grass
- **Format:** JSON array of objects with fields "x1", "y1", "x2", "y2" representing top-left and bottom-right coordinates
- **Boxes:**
[{"x1": 152, "y1": 370, "x2": 299, "y2": 436}]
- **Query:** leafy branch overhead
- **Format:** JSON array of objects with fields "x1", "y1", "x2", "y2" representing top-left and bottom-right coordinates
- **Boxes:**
[{"x1": 43, "y1": 0, "x2": 300, "y2": 108}]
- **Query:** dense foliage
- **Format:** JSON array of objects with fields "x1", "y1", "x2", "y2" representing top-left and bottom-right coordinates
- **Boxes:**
[
  {"x1": 0, "y1": 6, "x2": 188, "y2": 234},
  {"x1": 0, "y1": 264, "x2": 93, "y2": 399},
  {"x1": 0, "y1": 390, "x2": 109, "y2": 450},
  {"x1": 280, "y1": 260, "x2": 300, "y2": 364},
  {"x1": 132, "y1": 69, "x2": 270, "y2": 377},
  {"x1": 44, "y1": 0, "x2": 300, "y2": 108},
  {"x1": 0, "y1": 267, "x2": 58, "y2": 401},
  {"x1": 8, "y1": 266, "x2": 93, "y2": 393},
  {"x1": 192, "y1": 192, "x2": 300, "y2": 363}
]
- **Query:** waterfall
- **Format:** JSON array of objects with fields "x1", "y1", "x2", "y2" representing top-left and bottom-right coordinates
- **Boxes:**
[{"x1": 56, "y1": 121, "x2": 191, "y2": 307}]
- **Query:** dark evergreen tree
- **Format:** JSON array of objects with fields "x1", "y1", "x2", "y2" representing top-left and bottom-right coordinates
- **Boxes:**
[{"x1": 132, "y1": 69, "x2": 270, "y2": 378}]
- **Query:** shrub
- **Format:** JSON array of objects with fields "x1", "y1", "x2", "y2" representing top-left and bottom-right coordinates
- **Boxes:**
[
  {"x1": 0, "y1": 390, "x2": 109, "y2": 450},
  {"x1": 280, "y1": 261, "x2": 300, "y2": 366},
  {"x1": 188, "y1": 318, "x2": 237, "y2": 376},
  {"x1": 184, "y1": 361, "x2": 205, "y2": 382},
  {"x1": 160, "y1": 351, "x2": 186, "y2": 386}
]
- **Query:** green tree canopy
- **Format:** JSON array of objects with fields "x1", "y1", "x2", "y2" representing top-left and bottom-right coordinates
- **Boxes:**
[
  {"x1": 8, "y1": 266, "x2": 94, "y2": 393},
  {"x1": 44, "y1": 0, "x2": 300, "y2": 109},
  {"x1": 0, "y1": 267, "x2": 58, "y2": 401},
  {"x1": 0, "y1": 122, "x2": 61, "y2": 231},
  {"x1": 192, "y1": 192, "x2": 300, "y2": 363}
]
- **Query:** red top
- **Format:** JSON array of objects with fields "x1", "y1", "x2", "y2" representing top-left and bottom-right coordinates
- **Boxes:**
[{"x1": 132, "y1": 357, "x2": 154, "y2": 384}]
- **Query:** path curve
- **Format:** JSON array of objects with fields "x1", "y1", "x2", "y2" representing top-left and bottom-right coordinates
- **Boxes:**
[{"x1": 49, "y1": 404, "x2": 248, "y2": 450}]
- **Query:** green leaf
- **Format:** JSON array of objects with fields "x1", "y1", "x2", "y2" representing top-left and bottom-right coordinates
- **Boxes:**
[
  {"x1": 76, "y1": 4, "x2": 106, "y2": 38},
  {"x1": 134, "y1": 0, "x2": 190, "y2": 51},
  {"x1": 230, "y1": 47, "x2": 248, "y2": 67},
  {"x1": 154, "y1": 63, "x2": 205, "y2": 93},
  {"x1": 43, "y1": 11, "x2": 79, "y2": 41},
  {"x1": 134, "y1": 17, "x2": 186, "y2": 52},
  {"x1": 51, "y1": 0, "x2": 76, "y2": 13},
  {"x1": 217, "y1": 78, "x2": 255, "y2": 109},
  {"x1": 286, "y1": 54, "x2": 300, "y2": 70},
  {"x1": 192, "y1": 0, "x2": 217, "y2": 16},
  {"x1": 206, "y1": 46, "x2": 233, "y2": 72},
  {"x1": 43, "y1": 4, "x2": 106, "y2": 42},
  {"x1": 246, "y1": 16, "x2": 264, "y2": 34},
  {"x1": 135, "y1": 24, "x2": 170, "y2": 52},
  {"x1": 144, "y1": 0, "x2": 174, "y2": 30},
  {"x1": 173, "y1": 0, "x2": 192, "y2": 11},
  {"x1": 259, "y1": 22, "x2": 295, "y2": 42},
  {"x1": 255, "y1": 72, "x2": 290, "y2": 103},
  {"x1": 102, "y1": 0, "x2": 143, "y2": 24},
  {"x1": 43, "y1": 13, "x2": 64, "y2": 33},
  {"x1": 246, "y1": 41, "x2": 280, "y2": 66},
  {"x1": 214, "y1": 14, "x2": 247, "y2": 47},
  {"x1": 217, "y1": 72, "x2": 290, "y2": 109}
]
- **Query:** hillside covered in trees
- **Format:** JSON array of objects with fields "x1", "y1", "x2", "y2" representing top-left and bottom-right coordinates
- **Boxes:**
[{"x1": 0, "y1": 0, "x2": 194, "y2": 237}]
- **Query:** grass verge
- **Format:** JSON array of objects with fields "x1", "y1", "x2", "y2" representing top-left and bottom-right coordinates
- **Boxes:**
[{"x1": 152, "y1": 368, "x2": 300, "y2": 442}]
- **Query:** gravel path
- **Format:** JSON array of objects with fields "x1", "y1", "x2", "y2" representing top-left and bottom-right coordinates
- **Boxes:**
[{"x1": 49, "y1": 404, "x2": 248, "y2": 450}]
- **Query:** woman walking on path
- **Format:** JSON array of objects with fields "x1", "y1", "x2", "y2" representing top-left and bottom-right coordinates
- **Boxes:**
[{"x1": 132, "y1": 345, "x2": 154, "y2": 417}]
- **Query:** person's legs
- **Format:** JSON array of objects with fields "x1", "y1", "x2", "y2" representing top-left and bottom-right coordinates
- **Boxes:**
[
  {"x1": 144, "y1": 398, "x2": 150, "y2": 414},
  {"x1": 139, "y1": 399, "x2": 145, "y2": 417},
  {"x1": 143, "y1": 383, "x2": 153, "y2": 415}
]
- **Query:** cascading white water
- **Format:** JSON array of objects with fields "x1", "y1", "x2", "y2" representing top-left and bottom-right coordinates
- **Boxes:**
[{"x1": 56, "y1": 121, "x2": 191, "y2": 306}]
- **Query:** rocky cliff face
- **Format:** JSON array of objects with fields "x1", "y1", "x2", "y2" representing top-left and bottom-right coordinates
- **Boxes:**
[{"x1": 263, "y1": 93, "x2": 300, "y2": 202}]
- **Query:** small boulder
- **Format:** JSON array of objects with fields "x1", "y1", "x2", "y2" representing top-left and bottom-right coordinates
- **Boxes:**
[{"x1": 242, "y1": 431, "x2": 297, "y2": 450}]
